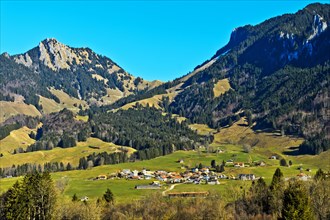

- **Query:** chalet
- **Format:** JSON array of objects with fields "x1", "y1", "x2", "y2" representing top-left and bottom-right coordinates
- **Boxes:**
[
  {"x1": 270, "y1": 155, "x2": 277, "y2": 160},
  {"x1": 135, "y1": 185, "x2": 161, "y2": 189},
  {"x1": 238, "y1": 174, "x2": 255, "y2": 180},
  {"x1": 98, "y1": 174, "x2": 107, "y2": 180},
  {"x1": 80, "y1": 196, "x2": 89, "y2": 202},
  {"x1": 255, "y1": 161, "x2": 266, "y2": 167},
  {"x1": 132, "y1": 170, "x2": 139, "y2": 177},
  {"x1": 234, "y1": 162, "x2": 245, "y2": 168},
  {"x1": 208, "y1": 180, "x2": 220, "y2": 185},
  {"x1": 192, "y1": 168, "x2": 199, "y2": 173},
  {"x1": 297, "y1": 173, "x2": 311, "y2": 181},
  {"x1": 135, "y1": 181, "x2": 161, "y2": 189},
  {"x1": 201, "y1": 168, "x2": 210, "y2": 174},
  {"x1": 218, "y1": 174, "x2": 227, "y2": 179},
  {"x1": 122, "y1": 169, "x2": 131, "y2": 174}
]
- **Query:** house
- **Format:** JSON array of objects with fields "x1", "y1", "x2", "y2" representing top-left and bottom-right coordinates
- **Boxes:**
[
  {"x1": 208, "y1": 180, "x2": 220, "y2": 185},
  {"x1": 270, "y1": 155, "x2": 277, "y2": 160},
  {"x1": 192, "y1": 168, "x2": 199, "y2": 173},
  {"x1": 132, "y1": 170, "x2": 139, "y2": 177},
  {"x1": 218, "y1": 174, "x2": 227, "y2": 179},
  {"x1": 135, "y1": 185, "x2": 161, "y2": 189},
  {"x1": 297, "y1": 173, "x2": 311, "y2": 181},
  {"x1": 234, "y1": 162, "x2": 245, "y2": 168},
  {"x1": 178, "y1": 159, "x2": 184, "y2": 164},
  {"x1": 122, "y1": 169, "x2": 131, "y2": 174},
  {"x1": 98, "y1": 174, "x2": 107, "y2": 180},
  {"x1": 258, "y1": 161, "x2": 266, "y2": 166},
  {"x1": 201, "y1": 168, "x2": 209, "y2": 174},
  {"x1": 238, "y1": 174, "x2": 255, "y2": 180},
  {"x1": 81, "y1": 196, "x2": 89, "y2": 202}
]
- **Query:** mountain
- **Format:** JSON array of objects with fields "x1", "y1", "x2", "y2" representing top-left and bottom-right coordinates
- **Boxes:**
[
  {"x1": 0, "y1": 38, "x2": 162, "y2": 120},
  {"x1": 108, "y1": 3, "x2": 330, "y2": 154},
  {"x1": 1, "y1": 3, "x2": 329, "y2": 155}
]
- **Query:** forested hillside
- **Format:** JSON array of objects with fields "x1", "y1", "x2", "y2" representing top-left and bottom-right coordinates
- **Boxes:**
[{"x1": 110, "y1": 3, "x2": 330, "y2": 154}]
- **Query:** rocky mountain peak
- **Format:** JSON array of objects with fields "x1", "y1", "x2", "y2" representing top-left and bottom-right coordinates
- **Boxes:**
[{"x1": 38, "y1": 38, "x2": 86, "y2": 71}]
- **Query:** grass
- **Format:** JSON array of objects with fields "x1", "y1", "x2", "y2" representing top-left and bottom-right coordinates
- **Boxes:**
[
  {"x1": 0, "y1": 101, "x2": 41, "y2": 123},
  {"x1": 39, "y1": 95, "x2": 63, "y2": 114},
  {"x1": 189, "y1": 124, "x2": 216, "y2": 135},
  {"x1": 117, "y1": 93, "x2": 176, "y2": 111},
  {"x1": 0, "y1": 145, "x2": 328, "y2": 203},
  {"x1": 0, "y1": 118, "x2": 328, "y2": 204},
  {"x1": 213, "y1": 78, "x2": 231, "y2": 98},
  {"x1": 0, "y1": 126, "x2": 36, "y2": 155},
  {"x1": 49, "y1": 88, "x2": 88, "y2": 112},
  {"x1": 75, "y1": 115, "x2": 89, "y2": 122},
  {"x1": 0, "y1": 137, "x2": 135, "y2": 168}
]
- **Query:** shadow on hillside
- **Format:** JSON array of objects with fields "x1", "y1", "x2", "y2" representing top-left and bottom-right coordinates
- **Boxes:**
[{"x1": 283, "y1": 146, "x2": 300, "y2": 156}]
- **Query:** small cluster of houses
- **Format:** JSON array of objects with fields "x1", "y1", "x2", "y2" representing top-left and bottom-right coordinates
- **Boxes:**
[{"x1": 95, "y1": 167, "x2": 258, "y2": 185}]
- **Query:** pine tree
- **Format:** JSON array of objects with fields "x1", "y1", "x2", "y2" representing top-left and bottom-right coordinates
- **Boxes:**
[
  {"x1": 314, "y1": 168, "x2": 326, "y2": 181},
  {"x1": 72, "y1": 193, "x2": 78, "y2": 202},
  {"x1": 211, "y1": 160, "x2": 216, "y2": 168},
  {"x1": 103, "y1": 188, "x2": 114, "y2": 204},
  {"x1": 282, "y1": 180, "x2": 314, "y2": 220},
  {"x1": 269, "y1": 168, "x2": 285, "y2": 218}
]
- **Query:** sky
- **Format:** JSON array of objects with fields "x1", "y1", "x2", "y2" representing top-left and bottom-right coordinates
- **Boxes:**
[{"x1": 1, "y1": 1, "x2": 328, "y2": 81}]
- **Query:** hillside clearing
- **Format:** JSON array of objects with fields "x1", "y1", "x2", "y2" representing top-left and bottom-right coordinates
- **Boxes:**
[
  {"x1": 0, "y1": 101, "x2": 41, "y2": 123},
  {"x1": 0, "y1": 137, "x2": 135, "y2": 168},
  {"x1": 0, "y1": 126, "x2": 36, "y2": 155},
  {"x1": 213, "y1": 78, "x2": 231, "y2": 98}
]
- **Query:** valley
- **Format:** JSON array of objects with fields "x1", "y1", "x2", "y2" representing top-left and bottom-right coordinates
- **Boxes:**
[{"x1": 0, "y1": 2, "x2": 329, "y2": 219}]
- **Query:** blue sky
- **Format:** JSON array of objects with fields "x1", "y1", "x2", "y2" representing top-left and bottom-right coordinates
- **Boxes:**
[{"x1": 1, "y1": 1, "x2": 328, "y2": 81}]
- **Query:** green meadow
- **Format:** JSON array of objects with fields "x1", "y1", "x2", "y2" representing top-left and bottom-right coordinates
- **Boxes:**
[{"x1": 1, "y1": 119, "x2": 329, "y2": 203}]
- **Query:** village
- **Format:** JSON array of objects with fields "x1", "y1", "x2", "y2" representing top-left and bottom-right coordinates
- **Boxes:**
[{"x1": 92, "y1": 157, "x2": 315, "y2": 190}]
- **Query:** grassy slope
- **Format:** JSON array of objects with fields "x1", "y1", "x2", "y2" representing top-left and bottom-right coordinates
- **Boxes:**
[
  {"x1": 189, "y1": 124, "x2": 216, "y2": 135},
  {"x1": 118, "y1": 93, "x2": 176, "y2": 111},
  {"x1": 0, "y1": 137, "x2": 135, "y2": 168},
  {"x1": 1, "y1": 119, "x2": 328, "y2": 204},
  {"x1": 0, "y1": 126, "x2": 36, "y2": 155},
  {"x1": 213, "y1": 78, "x2": 231, "y2": 98},
  {"x1": 0, "y1": 101, "x2": 41, "y2": 123}
]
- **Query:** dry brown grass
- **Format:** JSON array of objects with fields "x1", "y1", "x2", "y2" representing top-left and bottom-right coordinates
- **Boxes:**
[
  {"x1": 213, "y1": 78, "x2": 231, "y2": 98},
  {"x1": 0, "y1": 137, "x2": 135, "y2": 168},
  {"x1": 0, "y1": 126, "x2": 36, "y2": 155},
  {"x1": 0, "y1": 101, "x2": 41, "y2": 123}
]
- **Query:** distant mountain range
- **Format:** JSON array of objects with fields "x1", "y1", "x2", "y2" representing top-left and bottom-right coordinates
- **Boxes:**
[{"x1": 0, "y1": 3, "x2": 329, "y2": 154}]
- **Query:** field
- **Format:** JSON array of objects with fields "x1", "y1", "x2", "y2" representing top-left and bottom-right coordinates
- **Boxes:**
[
  {"x1": 213, "y1": 78, "x2": 231, "y2": 98},
  {"x1": 0, "y1": 101, "x2": 41, "y2": 123},
  {"x1": 0, "y1": 137, "x2": 135, "y2": 168},
  {"x1": 0, "y1": 119, "x2": 328, "y2": 204},
  {"x1": 117, "y1": 93, "x2": 176, "y2": 111},
  {"x1": 0, "y1": 126, "x2": 36, "y2": 156}
]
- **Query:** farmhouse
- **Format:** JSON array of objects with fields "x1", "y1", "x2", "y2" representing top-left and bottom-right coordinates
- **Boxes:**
[
  {"x1": 135, "y1": 185, "x2": 161, "y2": 189},
  {"x1": 234, "y1": 162, "x2": 245, "y2": 168},
  {"x1": 135, "y1": 181, "x2": 161, "y2": 189},
  {"x1": 97, "y1": 174, "x2": 107, "y2": 180},
  {"x1": 80, "y1": 196, "x2": 89, "y2": 202},
  {"x1": 238, "y1": 174, "x2": 256, "y2": 180}
]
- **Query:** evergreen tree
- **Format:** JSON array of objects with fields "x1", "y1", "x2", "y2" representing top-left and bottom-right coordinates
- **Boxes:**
[
  {"x1": 280, "y1": 158, "x2": 287, "y2": 166},
  {"x1": 211, "y1": 160, "x2": 216, "y2": 168},
  {"x1": 269, "y1": 168, "x2": 285, "y2": 218},
  {"x1": 72, "y1": 193, "x2": 78, "y2": 202},
  {"x1": 314, "y1": 168, "x2": 326, "y2": 181},
  {"x1": 1, "y1": 172, "x2": 56, "y2": 220},
  {"x1": 282, "y1": 180, "x2": 314, "y2": 220},
  {"x1": 103, "y1": 188, "x2": 114, "y2": 204}
]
